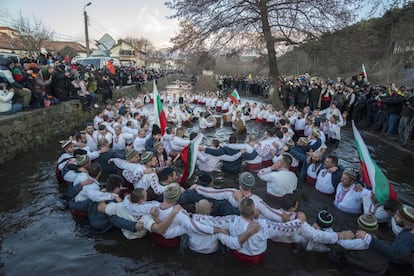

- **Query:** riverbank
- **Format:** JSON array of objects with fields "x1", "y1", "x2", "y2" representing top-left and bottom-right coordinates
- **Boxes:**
[{"x1": 0, "y1": 78, "x2": 171, "y2": 164}]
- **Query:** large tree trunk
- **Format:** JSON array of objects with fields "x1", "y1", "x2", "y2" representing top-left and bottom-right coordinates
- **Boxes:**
[{"x1": 258, "y1": 0, "x2": 284, "y2": 110}]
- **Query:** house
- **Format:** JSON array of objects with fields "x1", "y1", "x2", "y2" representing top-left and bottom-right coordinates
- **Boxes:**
[
  {"x1": 0, "y1": 27, "x2": 25, "y2": 54},
  {"x1": 0, "y1": 26, "x2": 87, "y2": 57},
  {"x1": 109, "y1": 39, "x2": 145, "y2": 67},
  {"x1": 41, "y1": 41, "x2": 87, "y2": 57}
]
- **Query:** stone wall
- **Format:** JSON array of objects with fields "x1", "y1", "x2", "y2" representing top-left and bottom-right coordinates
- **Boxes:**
[{"x1": 0, "y1": 83, "x2": 156, "y2": 164}]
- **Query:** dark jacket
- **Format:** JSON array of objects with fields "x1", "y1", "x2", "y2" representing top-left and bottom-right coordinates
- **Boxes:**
[{"x1": 205, "y1": 146, "x2": 242, "y2": 174}]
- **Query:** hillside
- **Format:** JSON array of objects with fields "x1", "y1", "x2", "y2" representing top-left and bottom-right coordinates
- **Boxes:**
[{"x1": 278, "y1": 2, "x2": 414, "y2": 86}]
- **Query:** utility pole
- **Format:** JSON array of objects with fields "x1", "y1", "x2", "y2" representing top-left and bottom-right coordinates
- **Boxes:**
[{"x1": 84, "y1": 2, "x2": 92, "y2": 56}]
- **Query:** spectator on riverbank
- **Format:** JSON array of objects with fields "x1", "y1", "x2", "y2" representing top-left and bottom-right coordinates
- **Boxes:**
[{"x1": 0, "y1": 87, "x2": 22, "y2": 115}]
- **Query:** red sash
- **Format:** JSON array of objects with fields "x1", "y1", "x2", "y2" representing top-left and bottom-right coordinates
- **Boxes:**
[
  {"x1": 231, "y1": 250, "x2": 264, "y2": 264},
  {"x1": 245, "y1": 162, "x2": 263, "y2": 172},
  {"x1": 71, "y1": 210, "x2": 87, "y2": 219},
  {"x1": 216, "y1": 106, "x2": 222, "y2": 112},
  {"x1": 289, "y1": 166, "x2": 299, "y2": 173},
  {"x1": 306, "y1": 175, "x2": 316, "y2": 186},
  {"x1": 150, "y1": 233, "x2": 180, "y2": 248},
  {"x1": 261, "y1": 159, "x2": 273, "y2": 168},
  {"x1": 221, "y1": 109, "x2": 228, "y2": 113}
]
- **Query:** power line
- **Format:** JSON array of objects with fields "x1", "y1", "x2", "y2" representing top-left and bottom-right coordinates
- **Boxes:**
[{"x1": 89, "y1": 17, "x2": 120, "y2": 40}]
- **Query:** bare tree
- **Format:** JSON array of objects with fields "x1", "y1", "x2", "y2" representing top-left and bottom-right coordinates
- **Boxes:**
[
  {"x1": 165, "y1": 0, "x2": 407, "y2": 108},
  {"x1": 12, "y1": 12, "x2": 54, "y2": 54}
]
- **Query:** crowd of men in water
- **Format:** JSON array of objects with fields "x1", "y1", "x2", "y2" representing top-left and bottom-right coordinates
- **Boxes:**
[{"x1": 55, "y1": 79, "x2": 414, "y2": 273}]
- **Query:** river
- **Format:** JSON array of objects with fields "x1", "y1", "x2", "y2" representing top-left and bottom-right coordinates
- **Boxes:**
[{"x1": 0, "y1": 84, "x2": 413, "y2": 275}]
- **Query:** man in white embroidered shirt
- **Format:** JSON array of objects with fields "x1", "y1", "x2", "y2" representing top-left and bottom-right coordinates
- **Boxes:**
[{"x1": 334, "y1": 169, "x2": 370, "y2": 214}]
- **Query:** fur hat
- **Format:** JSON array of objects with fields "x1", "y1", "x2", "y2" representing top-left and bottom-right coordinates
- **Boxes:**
[
  {"x1": 357, "y1": 214, "x2": 378, "y2": 232},
  {"x1": 163, "y1": 183, "x2": 181, "y2": 202},
  {"x1": 198, "y1": 173, "x2": 213, "y2": 186},
  {"x1": 239, "y1": 172, "x2": 255, "y2": 189},
  {"x1": 125, "y1": 148, "x2": 139, "y2": 160},
  {"x1": 140, "y1": 151, "x2": 154, "y2": 164},
  {"x1": 399, "y1": 206, "x2": 414, "y2": 227},
  {"x1": 343, "y1": 168, "x2": 357, "y2": 181},
  {"x1": 76, "y1": 154, "x2": 90, "y2": 167},
  {"x1": 40, "y1": 47, "x2": 48, "y2": 55},
  {"x1": 316, "y1": 210, "x2": 334, "y2": 229}
]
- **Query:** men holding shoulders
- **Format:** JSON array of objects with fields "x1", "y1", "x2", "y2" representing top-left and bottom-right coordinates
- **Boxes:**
[{"x1": 257, "y1": 154, "x2": 298, "y2": 198}]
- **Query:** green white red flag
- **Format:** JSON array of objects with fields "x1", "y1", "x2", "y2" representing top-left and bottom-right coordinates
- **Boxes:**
[
  {"x1": 352, "y1": 121, "x2": 397, "y2": 204},
  {"x1": 228, "y1": 89, "x2": 240, "y2": 104},
  {"x1": 179, "y1": 133, "x2": 203, "y2": 185},
  {"x1": 153, "y1": 80, "x2": 167, "y2": 136},
  {"x1": 361, "y1": 64, "x2": 368, "y2": 82}
]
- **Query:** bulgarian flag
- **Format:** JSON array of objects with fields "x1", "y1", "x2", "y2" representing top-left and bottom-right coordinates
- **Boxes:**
[
  {"x1": 179, "y1": 133, "x2": 203, "y2": 185},
  {"x1": 361, "y1": 64, "x2": 368, "y2": 82},
  {"x1": 153, "y1": 80, "x2": 167, "y2": 136},
  {"x1": 352, "y1": 121, "x2": 397, "y2": 204},
  {"x1": 228, "y1": 89, "x2": 240, "y2": 104}
]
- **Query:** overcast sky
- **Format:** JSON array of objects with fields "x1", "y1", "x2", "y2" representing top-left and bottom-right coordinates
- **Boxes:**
[{"x1": 0, "y1": 0, "x2": 179, "y2": 49}]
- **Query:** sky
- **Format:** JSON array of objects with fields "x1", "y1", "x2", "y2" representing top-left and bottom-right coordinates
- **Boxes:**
[{"x1": 0, "y1": 0, "x2": 179, "y2": 49}]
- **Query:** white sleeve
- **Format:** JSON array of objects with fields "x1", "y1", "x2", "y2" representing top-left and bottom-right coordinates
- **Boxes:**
[
  {"x1": 256, "y1": 200, "x2": 295, "y2": 223},
  {"x1": 197, "y1": 152, "x2": 208, "y2": 162},
  {"x1": 266, "y1": 219, "x2": 303, "y2": 239},
  {"x1": 113, "y1": 158, "x2": 130, "y2": 170},
  {"x1": 337, "y1": 238, "x2": 369, "y2": 250},
  {"x1": 220, "y1": 152, "x2": 242, "y2": 162},
  {"x1": 85, "y1": 187, "x2": 115, "y2": 202},
  {"x1": 298, "y1": 222, "x2": 339, "y2": 244},
  {"x1": 150, "y1": 178, "x2": 167, "y2": 195},
  {"x1": 163, "y1": 225, "x2": 186, "y2": 238},
  {"x1": 87, "y1": 150, "x2": 100, "y2": 160},
  {"x1": 257, "y1": 168, "x2": 274, "y2": 181},
  {"x1": 191, "y1": 214, "x2": 235, "y2": 229},
  {"x1": 195, "y1": 186, "x2": 234, "y2": 201},
  {"x1": 217, "y1": 233, "x2": 241, "y2": 250}
]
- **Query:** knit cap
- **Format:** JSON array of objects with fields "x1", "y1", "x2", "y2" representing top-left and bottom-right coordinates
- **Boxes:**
[
  {"x1": 286, "y1": 140, "x2": 295, "y2": 148},
  {"x1": 312, "y1": 127, "x2": 321, "y2": 138},
  {"x1": 357, "y1": 214, "x2": 378, "y2": 232},
  {"x1": 141, "y1": 151, "x2": 154, "y2": 164},
  {"x1": 239, "y1": 172, "x2": 255, "y2": 189},
  {"x1": 399, "y1": 206, "x2": 414, "y2": 227},
  {"x1": 163, "y1": 183, "x2": 181, "y2": 203},
  {"x1": 61, "y1": 140, "x2": 73, "y2": 149},
  {"x1": 76, "y1": 154, "x2": 90, "y2": 167},
  {"x1": 153, "y1": 141, "x2": 164, "y2": 151},
  {"x1": 343, "y1": 168, "x2": 357, "y2": 181},
  {"x1": 316, "y1": 210, "x2": 334, "y2": 229},
  {"x1": 125, "y1": 148, "x2": 139, "y2": 160}
]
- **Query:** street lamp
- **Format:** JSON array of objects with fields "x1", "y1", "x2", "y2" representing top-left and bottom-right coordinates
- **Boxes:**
[{"x1": 84, "y1": 2, "x2": 92, "y2": 57}]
